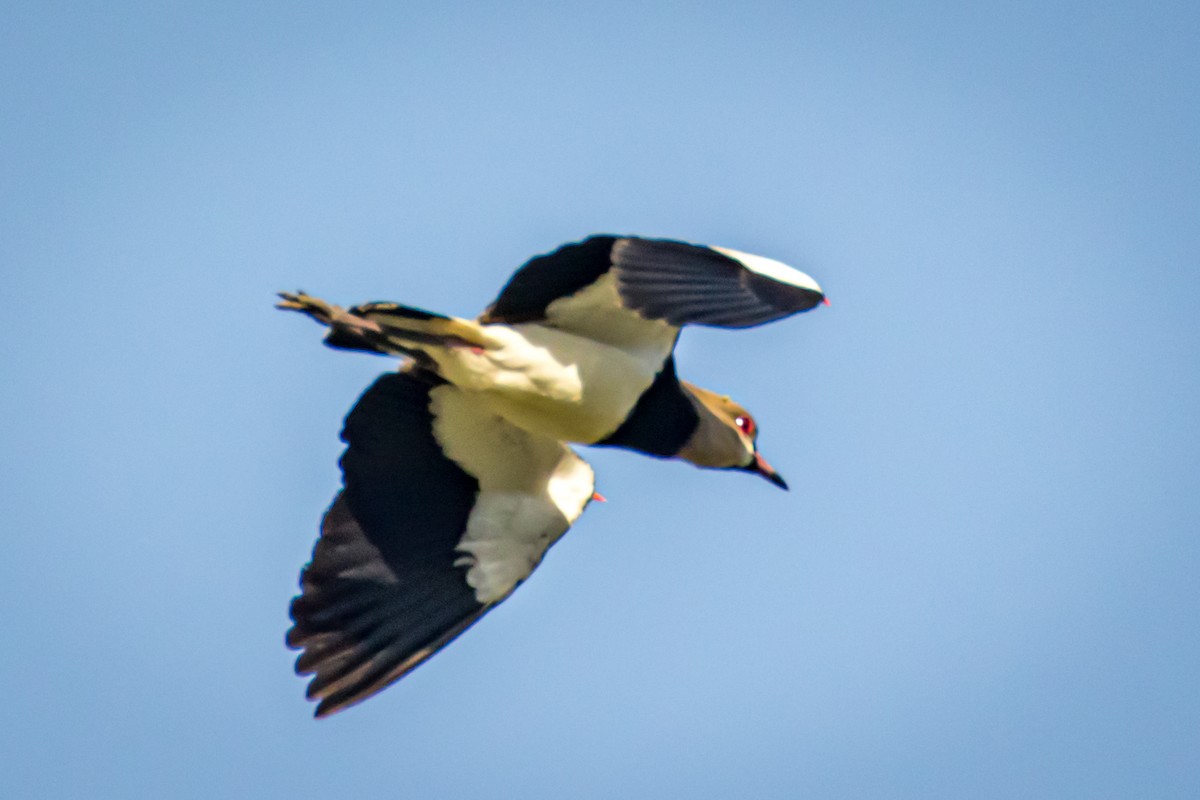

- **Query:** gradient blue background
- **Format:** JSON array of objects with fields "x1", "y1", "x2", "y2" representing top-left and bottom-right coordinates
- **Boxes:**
[{"x1": 3, "y1": 2, "x2": 1198, "y2": 797}]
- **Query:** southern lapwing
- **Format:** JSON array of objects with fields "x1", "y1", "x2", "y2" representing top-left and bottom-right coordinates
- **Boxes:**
[{"x1": 278, "y1": 235, "x2": 826, "y2": 717}]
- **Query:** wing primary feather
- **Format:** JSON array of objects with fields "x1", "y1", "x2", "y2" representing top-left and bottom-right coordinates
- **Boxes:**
[
  {"x1": 288, "y1": 369, "x2": 596, "y2": 716},
  {"x1": 287, "y1": 372, "x2": 488, "y2": 716}
]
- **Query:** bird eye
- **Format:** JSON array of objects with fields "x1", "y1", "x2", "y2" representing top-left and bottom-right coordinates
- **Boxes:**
[{"x1": 735, "y1": 415, "x2": 756, "y2": 436}]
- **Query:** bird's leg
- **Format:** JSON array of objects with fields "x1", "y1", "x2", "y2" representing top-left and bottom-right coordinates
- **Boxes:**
[
  {"x1": 350, "y1": 302, "x2": 490, "y2": 349},
  {"x1": 276, "y1": 291, "x2": 393, "y2": 355},
  {"x1": 276, "y1": 291, "x2": 376, "y2": 331}
]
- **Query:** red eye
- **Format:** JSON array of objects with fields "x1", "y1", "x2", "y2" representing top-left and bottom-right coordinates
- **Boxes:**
[{"x1": 735, "y1": 415, "x2": 756, "y2": 436}]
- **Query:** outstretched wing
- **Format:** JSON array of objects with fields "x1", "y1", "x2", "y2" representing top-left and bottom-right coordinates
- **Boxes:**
[
  {"x1": 481, "y1": 235, "x2": 826, "y2": 334},
  {"x1": 287, "y1": 369, "x2": 595, "y2": 717}
]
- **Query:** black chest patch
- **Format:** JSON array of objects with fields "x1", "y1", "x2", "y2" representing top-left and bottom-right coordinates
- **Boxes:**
[{"x1": 596, "y1": 357, "x2": 698, "y2": 457}]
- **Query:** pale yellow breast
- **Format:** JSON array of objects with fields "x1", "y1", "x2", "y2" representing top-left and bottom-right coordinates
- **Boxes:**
[{"x1": 432, "y1": 322, "x2": 665, "y2": 443}]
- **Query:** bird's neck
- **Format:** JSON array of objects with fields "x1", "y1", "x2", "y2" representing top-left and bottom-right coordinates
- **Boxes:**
[{"x1": 676, "y1": 383, "x2": 748, "y2": 469}]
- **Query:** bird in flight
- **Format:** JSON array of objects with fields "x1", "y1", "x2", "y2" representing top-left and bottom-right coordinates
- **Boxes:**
[{"x1": 278, "y1": 235, "x2": 827, "y2": 717}]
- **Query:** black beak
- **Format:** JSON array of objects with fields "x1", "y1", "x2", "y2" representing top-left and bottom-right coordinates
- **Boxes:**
[{"x1": 749, "y1": 452, "x2": 788, "y2": 491}]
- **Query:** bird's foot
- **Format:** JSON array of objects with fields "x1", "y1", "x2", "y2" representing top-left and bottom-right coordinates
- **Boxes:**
[
  {"x1": 276, "y1": 291, "x2": 346, "y2": 327},
  {"x1": 277, "y1": 290, "x2": 392, "y2": 357}
]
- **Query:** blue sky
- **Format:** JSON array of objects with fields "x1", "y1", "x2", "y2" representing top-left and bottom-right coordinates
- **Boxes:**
[{"x1": 2, "y1": 2, "x2": 1198, "y2": 797}]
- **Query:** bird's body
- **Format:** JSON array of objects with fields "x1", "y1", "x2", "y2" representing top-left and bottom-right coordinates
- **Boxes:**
[
  {"x1": 427, "y1": 319, "x2": 668, "y2": 444},
  {"x1": 279, "y1": 235, "x2": 825, "y2": 716}
]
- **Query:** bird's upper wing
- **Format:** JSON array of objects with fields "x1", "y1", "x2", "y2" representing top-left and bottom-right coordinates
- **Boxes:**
[
  {"x1": 287, "y1": 369, "x2": 595, "y2": 717},
  {"x1": 480, "y1": 236, "x2": 826, "y2": 337}
]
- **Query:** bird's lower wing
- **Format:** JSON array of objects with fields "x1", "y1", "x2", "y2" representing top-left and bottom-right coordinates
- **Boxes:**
[{"x1": 287, "y1": 369, "x2": 596, "y2": 717}]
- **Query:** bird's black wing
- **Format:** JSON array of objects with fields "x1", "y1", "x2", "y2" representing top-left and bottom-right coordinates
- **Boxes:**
[
  {"x1": 287, "y1": 369, "x2": 596, "y2": 717},
  {"x1": 611, "y1": 237, "x2": 826, "y2": 328},
  {"x1": 482, "y1": 235, "x2": 825, "y2": 331},
  {"x1": 480, "y1": 236, "x2": 618, "y2": 324},
  {"x1": 287, "y1": 371, "x2": 485, "y2": 717}
]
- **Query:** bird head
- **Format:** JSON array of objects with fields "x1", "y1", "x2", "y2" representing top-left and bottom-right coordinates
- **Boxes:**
[{"x1": 676, "y1": 382, "x2": 788, "y2": 490}]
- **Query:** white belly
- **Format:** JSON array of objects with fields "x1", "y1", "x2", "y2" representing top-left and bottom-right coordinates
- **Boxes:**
[{"x1": 429, "y1": 323, "x2": 669, "y2": 443}]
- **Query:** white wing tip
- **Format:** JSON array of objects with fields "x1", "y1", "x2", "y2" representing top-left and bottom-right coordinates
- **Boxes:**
[{"x1": 711, "y1": 245, "x2": 824, "y2": 296}]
